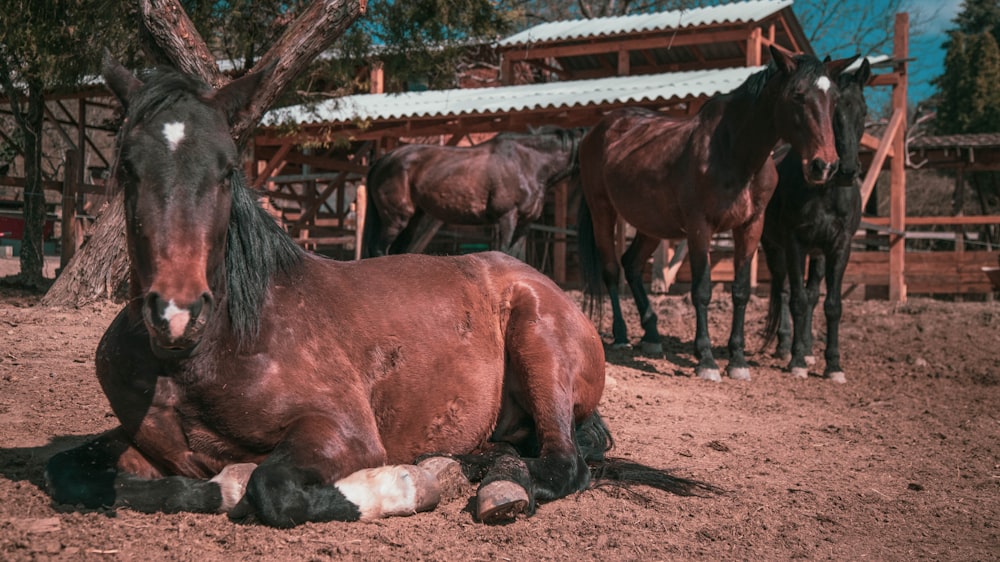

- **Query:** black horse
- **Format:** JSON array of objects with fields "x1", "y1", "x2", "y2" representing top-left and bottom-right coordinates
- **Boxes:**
[
  {"x1": 361, "y1": 127, "x2": 584, "y2": 259},
  {"x1": 760, "y1": 58, "x2": 871, "y2": 383}
]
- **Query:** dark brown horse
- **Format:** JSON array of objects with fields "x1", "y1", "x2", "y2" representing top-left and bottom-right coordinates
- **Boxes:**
[
  {"x1": 361, "y1": 127, "x2": 584, "y2": 259},
  {"x1": 43, "y1": 58, "x2": 708, "y2": 527},
  {"x1": 760, "y1": 58, "x2": 871, "y2": 383},
  {"x1": 577, "y1": 47, "x2": 854, "y2": 382}
]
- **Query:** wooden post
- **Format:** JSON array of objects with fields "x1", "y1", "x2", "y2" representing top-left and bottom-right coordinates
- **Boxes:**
[
  {"x1": 501, "y1": 57, "x2": 513, "y2": 85},
  {"x1": 553, "y1": 180, "x2": 567, "y2": 284},
  {"x1": 954, "y1": 166, "x2": 965, "y2": 253},
  {"x1": 60, "y1": 149, "x2": 80, "y2": 268},
  {"x1": 747, "y1": 27, "x2": 763, "y2": 66},
  {"x1": 369, "y1": 61, "x2": 384, "y2": 94},
  {"x1": 354, "y1": 183, "x2": 366, "y2": 261},
  {"x1": 889, "y1": 13, "x2": 908, "y2": 302},
  {"x1": 617, "y1": 49, "x2": 630, "y2": 76}
]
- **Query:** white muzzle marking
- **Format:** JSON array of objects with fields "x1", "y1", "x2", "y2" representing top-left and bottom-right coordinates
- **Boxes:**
[{"x1": 162, "y1": 299, "x2": 191, "y2": 339}]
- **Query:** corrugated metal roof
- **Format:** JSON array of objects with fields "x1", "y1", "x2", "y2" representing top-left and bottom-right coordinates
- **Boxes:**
[
  {"x1": 262, "y1": 66, "x2": 760, "y2": 127},
  {"x1": 498, "y1": 0, "x2": 793, "y2": 48}
]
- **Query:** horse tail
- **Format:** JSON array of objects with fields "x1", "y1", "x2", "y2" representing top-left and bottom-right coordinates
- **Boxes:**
[
  {"x1": 576, "y1": 195, "x2": 605, "y2": 320},
  {"x1": 575, "y1": 410, "x2": 614, "y2": 463},
  {"x1": 580, "y1": 410, "x2": 721, "y2": 498},
  {"x1": 758, "y1": 278, "x2": 782, "y2": 355},
  {"x1": 360, "y1": 165, "x2": 382, "y2": 259}
]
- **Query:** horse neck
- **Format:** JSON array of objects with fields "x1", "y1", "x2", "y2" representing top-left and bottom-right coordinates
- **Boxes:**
[{"x1": 713, "y1": 89, "x2": 782, "y2": 182}]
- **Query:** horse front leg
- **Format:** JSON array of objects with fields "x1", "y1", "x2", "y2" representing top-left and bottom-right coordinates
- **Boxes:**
[
  {"x1": 622, "y1": 233, "x2": 664, "y2": 355},
  {"x1": 822, "y1": 245, "x2": 851, "y2": 383},
  {"x1": 45, "y1": 427, "x2": 246, "y2": 514},
  {"x1": 231, "y1": 413, "x2": 441, "y2": 527},
  {"x1": 688, "y1": 237, "x2": 720, "y2": 381},
  {"x1": 727, "y1": 224, "x2": 762, "y2": 381},
  {"x1": 784, "y1": 241, "x2": 812, "y2": 378},
  {"x1": 803, "y1": 253, "x2": 827, "y2": 367}
]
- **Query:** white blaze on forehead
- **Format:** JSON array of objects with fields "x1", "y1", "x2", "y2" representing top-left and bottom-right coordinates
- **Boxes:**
[
  {"x1": 163, "y1": 299, "x2": 191, "y2": 339},
  {"x1": 815, "y1": 76, "x2": 832, "y2": 93},
  {"x1": 162, "y1": 121, "x2": 186, "y2": 151}
]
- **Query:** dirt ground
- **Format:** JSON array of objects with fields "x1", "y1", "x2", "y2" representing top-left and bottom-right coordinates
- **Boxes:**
[{"x1": 1, "y1": 255, "x2": 998, "y2": 561}]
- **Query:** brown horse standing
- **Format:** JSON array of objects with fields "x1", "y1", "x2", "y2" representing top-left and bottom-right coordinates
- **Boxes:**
[
  {"x1": 577, "y1": 47, "x2": 853, "y2": 381},
  {"x1": 44, "y1": 58, "x2": 632, "y2": 527},
  {"x1": 362, "y1": 127, "x2": 584, "y2": 259}
]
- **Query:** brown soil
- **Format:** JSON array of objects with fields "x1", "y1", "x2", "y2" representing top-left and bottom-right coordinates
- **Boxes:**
[{"x1": 1, "y1": 256, "x2": 998, "y2": 561}]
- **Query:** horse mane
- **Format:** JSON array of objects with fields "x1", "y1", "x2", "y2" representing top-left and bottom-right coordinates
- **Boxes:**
[
  {"x1": 225, "y1": 171, "x2": 305, "y2": 348},
  {"x1": 728, "y1": 54, "x2": 827, "y2": 101},
  {"x1": 119, "y1": 66, "x2": 304, "y2": 349},
  {"x1": 120, "y1": 68, "x2": 212, "y2": 129}
]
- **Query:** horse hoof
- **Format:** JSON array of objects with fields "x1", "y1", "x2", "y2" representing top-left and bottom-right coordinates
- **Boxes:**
[
  {"x1": 477, "y1": 480, "x2": 529, "y2": 523},
  {"x1": 640, "y1": 341, "x2": 663, "y2": 356},
  {"x1": 805, "y1": 355, "x2": 817, "y2": 366},
  {"x1": 790, "y1": 367, "x2": 809, "y2": 379},
  {"x1": 697, "y1": 367, "x2": 722, "y2": 382},
  {"x1": 418, "y1": 456, "x2": 470, "y2": 502},
  {"x1": 727, "y1": 366, "x2": 751, "y2": 381},
  {"x1": 773, "y1": 350, "x2": 791, "y2": 361},
  {"x1": 826, "y1": 371, "x2": 847, "y2": 384},
  {"x1": 210, "y1": 463, "x2": 258, "y2": 513},
  {"x1": 611, "y1": 342, "x2": 632, "y2": 350}
]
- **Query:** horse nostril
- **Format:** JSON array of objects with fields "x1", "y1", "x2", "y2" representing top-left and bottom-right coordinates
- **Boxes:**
[
  {"x1": 144, "y1": 292, "x2": 167, "y2": 318},
  {"x1": 809, "y1": 158, "x2": 838, "y2": 180},
  {"x1": 191, "y1": 292, "x2": 214, "y2": 320}
]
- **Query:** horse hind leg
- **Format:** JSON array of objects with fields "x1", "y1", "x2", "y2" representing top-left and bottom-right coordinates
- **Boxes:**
[{"x1": 621, "y1": 233, "x2": 665, "y2": 355}]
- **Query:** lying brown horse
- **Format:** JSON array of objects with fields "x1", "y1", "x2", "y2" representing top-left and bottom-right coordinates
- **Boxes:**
[
  {"x1": 361, "y1": 127, "x2": 584, "y2": 259},
  {"x1": 577, "y1": 47, "x2": 855, "y2": 382},
  {"x1": 43, "y1": 58, "x2": 676, "y2": 527}
]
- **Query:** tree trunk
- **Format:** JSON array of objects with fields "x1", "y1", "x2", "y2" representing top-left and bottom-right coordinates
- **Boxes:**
[
  {"x1": 17, "y1": 82, "x2": 47, "y2": 290},
  {"x1": 42, "y1": 0, "x2": 366, "y2": 306}
]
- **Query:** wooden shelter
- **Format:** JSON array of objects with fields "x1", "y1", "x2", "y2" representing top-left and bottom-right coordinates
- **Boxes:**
[{"x1": 3, "y1": 2, "x2": 997, "y2": 300}]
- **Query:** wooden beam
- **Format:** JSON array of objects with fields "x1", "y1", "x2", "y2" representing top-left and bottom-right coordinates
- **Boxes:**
[
  {"x1": 860, "y1": 109, "x2": 904, "y2": 207},
  {"x1": 253, "y1": 142, "x2": 293, "y2": 189},
  {"x1": 863, "y1": 215, "x2": 1000, "y2": 227}
]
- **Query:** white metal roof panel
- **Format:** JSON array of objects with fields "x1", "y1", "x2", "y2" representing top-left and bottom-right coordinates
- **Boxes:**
[
  {"x1": 498, "y1": 0, "x2": 793, "y2": 47},
  {"x1": 262, "y1": 66, "x2": 761, "y2": 127}
]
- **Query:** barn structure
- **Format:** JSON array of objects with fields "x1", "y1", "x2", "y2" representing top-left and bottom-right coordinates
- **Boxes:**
[{"x1": 1, "y1": 0, "x2": 997, "y2": 300}]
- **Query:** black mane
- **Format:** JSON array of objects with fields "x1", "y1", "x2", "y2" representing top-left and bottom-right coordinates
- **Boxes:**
[
  {"x1": 225, "y1": 172, "x2": 304, "y2": 348},
  {"x1": 732, "y1": 54, "x2": 828, "y2": 101}
]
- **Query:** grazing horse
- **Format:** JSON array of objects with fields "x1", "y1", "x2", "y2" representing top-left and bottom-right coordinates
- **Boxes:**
[
  {"x1": 361, "y1": 127, "x2": 584, "y2": 259},
  {"x1": 760, "y1": 58, "x2": 871, "y2": 383},
  {"x1": 43, "y1": 58, "x2": 680, "y2": 528},
  {"x1": 577, "y1": 46, "x2": 854, "y2": 382}
]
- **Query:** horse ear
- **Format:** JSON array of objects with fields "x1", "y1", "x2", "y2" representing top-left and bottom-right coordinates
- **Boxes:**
[
  {"x1": 854, "y1": 57, "x2": 873, "y2": 87},
  {"x1": 825, "y1": 54, "x2": 860, "y2": 79},
  {"x1": 768, "y1": 45, "x2": 797, "y2": 74},
  {"x1": 209, "y1": 63, "x2": 272, "y2": 125},
  {"x1": 101, "y1": 50, "x2": 143, "y2": 108}
]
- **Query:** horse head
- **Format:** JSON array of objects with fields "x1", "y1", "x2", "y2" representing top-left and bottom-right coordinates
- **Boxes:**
[
  {"x1": 768, "y1": 46, "x2": 851, "y2": 186},
  {"x1": 103, "y1": 55, "x2": 267, "y2": 357},
  {"x1": 831, "y1": 57, "x2": 871, "y2": 187}
]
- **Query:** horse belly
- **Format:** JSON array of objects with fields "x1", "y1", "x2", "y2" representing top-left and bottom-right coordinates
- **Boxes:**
[{"x1": 368, "y1": 332, "x2": 506, "y2": 464}]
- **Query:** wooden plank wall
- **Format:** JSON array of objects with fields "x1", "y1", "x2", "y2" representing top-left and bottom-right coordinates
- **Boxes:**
[{"x1": 666, "y1": 250, "x2": 1000, "y2": 295}]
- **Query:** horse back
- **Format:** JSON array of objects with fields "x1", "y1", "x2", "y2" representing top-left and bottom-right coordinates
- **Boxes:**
[{"x1": 579, "y1": 107, "x2": 703, "y2": 238}]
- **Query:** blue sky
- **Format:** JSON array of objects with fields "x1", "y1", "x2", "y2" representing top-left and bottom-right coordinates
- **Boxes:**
[
  {"x1": 905, "y1": 0, "x2": 964, "y2": 103},
  {"x1": 803, "y1": 0, "x2": 964, "y2": 108}
]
